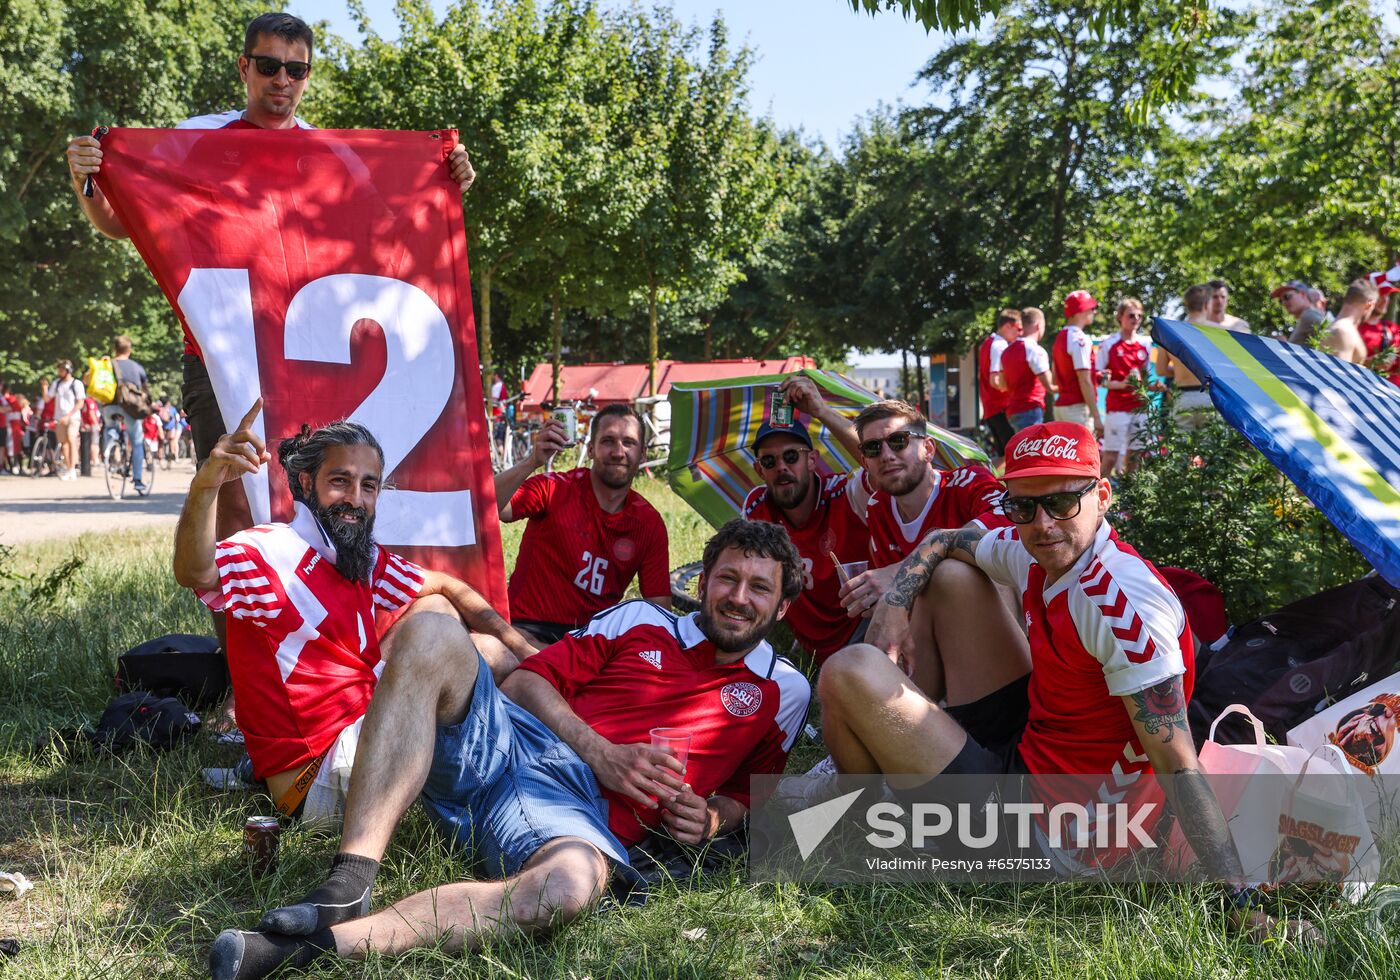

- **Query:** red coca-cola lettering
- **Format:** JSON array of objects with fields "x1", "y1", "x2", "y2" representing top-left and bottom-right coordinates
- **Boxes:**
[{"x1": 1012, "y1": 434, "x2": 1081, "y2": 461}]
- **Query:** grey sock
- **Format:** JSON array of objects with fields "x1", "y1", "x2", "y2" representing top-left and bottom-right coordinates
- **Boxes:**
[
  {"x1": 257, "y1": 852, "x2": 377, "y2": 935},
  {"x1": 208, "y1": 927, "x2": 333, "y2": 980}
]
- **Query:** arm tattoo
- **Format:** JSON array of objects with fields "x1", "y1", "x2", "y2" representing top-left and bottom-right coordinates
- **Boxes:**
[
  {"x1": 1171, "y1": 767, "x2": 1246, "y2": 883},
  {"x1": 1129, "y1": 680, "x2": 1189, "y2": 743},
  {"x1": 885, "y1": 526, "x2": 987, "y2": 608}
]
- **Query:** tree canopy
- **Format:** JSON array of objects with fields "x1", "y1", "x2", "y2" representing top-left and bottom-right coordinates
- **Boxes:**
[{"x1": 2, "y1": 0, "x2": 1395, "y2": 395}]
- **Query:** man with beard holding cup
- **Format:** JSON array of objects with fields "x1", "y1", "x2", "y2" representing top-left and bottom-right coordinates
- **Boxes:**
[{"x1": 173, "y1": 401, "x2": 539, "y2": 827}]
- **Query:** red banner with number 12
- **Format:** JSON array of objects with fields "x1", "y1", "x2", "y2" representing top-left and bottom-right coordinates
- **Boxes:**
[{"x1": 98, "y1": 127, "x2": 507, "y2": 612}]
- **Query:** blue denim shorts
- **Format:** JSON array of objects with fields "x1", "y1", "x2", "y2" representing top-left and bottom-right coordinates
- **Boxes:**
[
  {"x1": 1007, "y1": 407, "x2": 1045, "y2": 432},
  {"x1": 419, "y1": 658, "x2": 628, "y2": 877}
]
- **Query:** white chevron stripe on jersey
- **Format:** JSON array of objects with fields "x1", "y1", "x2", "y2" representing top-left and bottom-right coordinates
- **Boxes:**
[
  {"x1": 226, "y1": 591, "x2": 279, "y2": 608},
  {"x1": 374, "y1": 578, "x2": 416, "y2": 607},
  {"x1": 223, "y1": 575, "x2": 271, "y2": 590}
]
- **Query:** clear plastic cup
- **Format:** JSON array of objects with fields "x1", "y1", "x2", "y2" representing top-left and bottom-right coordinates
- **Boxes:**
[
  {"x1": 839, "y1": 559, "x2": 869, "y2": 584},
  {"x1": 650, "y1": 727, "x2": 693, "y2": 779}
]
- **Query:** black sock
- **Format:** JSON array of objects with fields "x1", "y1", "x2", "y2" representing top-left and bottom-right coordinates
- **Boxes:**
[
  {"x1": 208, "y1": 928, "x2": 333, "y2": 980},
  {"x1": 257, "y1": 852, "x2": 378, "y2": 935}
]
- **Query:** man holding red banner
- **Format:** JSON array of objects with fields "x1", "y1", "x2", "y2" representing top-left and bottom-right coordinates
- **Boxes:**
[{"x1": 65, "y1": 12, "x2": 476, "y2": 541}]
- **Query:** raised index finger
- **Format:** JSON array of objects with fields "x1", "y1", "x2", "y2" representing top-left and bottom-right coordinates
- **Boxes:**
[{"x1": 237, "y1": 397, "x2": 264, "y2": 431}]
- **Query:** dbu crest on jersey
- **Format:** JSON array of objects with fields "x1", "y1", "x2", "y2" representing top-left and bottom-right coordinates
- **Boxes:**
[
  {"x1": 720, "y1": 681, "x2": 762, "y2": 717},
  {"x1": 614, "y1": 538, "x2": 636, "y2": 562}
]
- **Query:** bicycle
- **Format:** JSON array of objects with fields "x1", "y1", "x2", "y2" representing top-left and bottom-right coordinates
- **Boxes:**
[
  {"x1": 488, "y1": 393, "x2": 532, "y2": 473},
  {"x1": 102, "y1": 416, "x2": 154, "y2": 499},
  {"x1": 28, "y1": 422, "x2": 58, "y2": 478}
]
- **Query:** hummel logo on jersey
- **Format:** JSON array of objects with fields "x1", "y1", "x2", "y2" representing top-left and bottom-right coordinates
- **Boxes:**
[
  {"x1": 638, "y1": 649, "x2": 663, "y2": 669},
  {"x1": 303, "y1": 553, "x2": 321, "y2": 575}
]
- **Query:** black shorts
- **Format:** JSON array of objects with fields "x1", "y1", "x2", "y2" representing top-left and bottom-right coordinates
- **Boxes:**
[
  {"x1": 942, "y1": 673, "x2": 1031, "y2": 775},
  {"x1": 983, "y1": 413, "x2": 1015, "y2": 457},
  {"x1": 181, "y1": 354, "x2": 223, "y2": 465},
  {"x1": 511, "y1": 619, "x2": 577, "y2": 647}
]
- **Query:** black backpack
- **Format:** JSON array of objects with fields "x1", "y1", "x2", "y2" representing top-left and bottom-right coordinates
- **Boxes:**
[
  {"x1": 116, "y1": 633, "x2": 229, "y2": 709},
  {"x1": 1188, "y1": 575, "x2": 1400, "y2": 746},
  {"x1": 89, "y1": 692, "x2": 202, "y2": 753}
]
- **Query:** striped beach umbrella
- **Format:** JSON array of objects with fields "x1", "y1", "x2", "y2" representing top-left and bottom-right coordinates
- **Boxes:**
[
  {"x1": 1152, "y1": 317, "x2": 1400, "y2": 587},
  {"x1": 665, "y1": 367, "x2": 988, "y2": 529}
]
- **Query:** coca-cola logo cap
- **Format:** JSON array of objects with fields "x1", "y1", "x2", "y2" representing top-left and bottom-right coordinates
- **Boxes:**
[{"x1": 1004, "y1": 422, "x2": 1100, "y2": 480}]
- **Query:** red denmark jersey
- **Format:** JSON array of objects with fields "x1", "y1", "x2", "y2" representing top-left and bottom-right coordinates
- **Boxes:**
[
  {"x1": 978, "y1": 334, "x2": 1010, "y2": 418},
  {"x1": 6, "y1": 393, "x2": 24, "y2": 445},
  {"x1": 974, "y1": 521, "x2": 1194, "y2": 854},
  {"x1": 1001, "y1": 339, "x2": 1050, "y2": 414},
  {"x1": 1052, "y1": 325, "x2": 1096, "y2": 406},
  {"x1": 517, "y1": 602, "x2": 810, "y2": 845},
  {"x1": 1359, "y1": 319, "x2": 1400, "y2": 388},
  {"x1": 868, "y1": 465, "x2": 1008, "y2": 568},
  {"x1": 197, "y1": 503, "x2": 425, "y2": 778},
  {"x1": 508, "y1": 468, "x2": 670, "y2": 627},
  {"x1": 742, "y1": 470, "x2": 871, "y2": 660},
  {"x1": 1095, "y1": 333, "x2": 1151, "y2": 413}
]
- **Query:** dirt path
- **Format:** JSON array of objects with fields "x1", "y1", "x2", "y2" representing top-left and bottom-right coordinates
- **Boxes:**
[{"x1": 0, "y1": 462, "x2": 195, "y2": 547}]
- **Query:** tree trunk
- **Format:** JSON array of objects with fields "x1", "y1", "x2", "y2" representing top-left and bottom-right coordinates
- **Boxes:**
[
  {"x1": 551, "y1": 293, "x2": 563, "y2": 402},
  {"x1": 648, "y1": 279, "x2": 660, "y2": 396},
  {"x1": 479, "y1": 267, "x2": 493, "y2": 397},
  {"x1": 757, "y1": 318, "x2": 795, "y2": 360},
  {"x1": 703, "y1": 318, "x2": 713, "y2": 361},
  {"x1": 915, "y1": 349, "x2": 926, "y2": 414},
  {"x1": 1049, "y1": 36, "x2": 1079, "y2": 276},
  {"x1": 900, "y1": 349, "x2": 910, "y2": 401}
]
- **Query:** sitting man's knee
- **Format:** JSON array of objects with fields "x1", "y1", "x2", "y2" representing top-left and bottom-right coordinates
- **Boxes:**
[
  {"x1": 819, "y1": 643, "x2": 892, "y2": 701},
  {"x1": 930, "y1": 557, "x2": 996, "y2": 596},
  {"x1": 512, "y1": 841, "x2": 607, "y2": 931},
  {"x1": 384, "y1": 607, "x2": 476, "y2": 675},
  {"x1": 408, "y1": 593, "x2": 456, "y2": 616}
]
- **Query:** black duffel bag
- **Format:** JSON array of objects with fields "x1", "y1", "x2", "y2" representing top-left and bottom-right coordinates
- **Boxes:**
[
  {"x1": 115, "y1": 633, "x2": 229, "y2": 709},
  {"x1": 1188, "y1": 575, "x2": 1400, "y2": 747},
  {"x1": 90, "y1": 692, "x2": 202, "y2": 753}
]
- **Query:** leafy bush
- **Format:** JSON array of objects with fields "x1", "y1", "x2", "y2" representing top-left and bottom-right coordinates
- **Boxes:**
[{"x1": 1112, "y1": 394, "x2": 1370, "y2": 624}]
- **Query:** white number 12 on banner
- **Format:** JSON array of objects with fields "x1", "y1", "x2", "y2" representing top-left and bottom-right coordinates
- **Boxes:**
[{"x1": 178, "y1": 269, "x2": 476, "y2": 548}]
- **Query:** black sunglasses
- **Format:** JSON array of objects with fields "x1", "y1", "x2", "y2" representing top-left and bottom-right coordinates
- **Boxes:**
[
  {"x1": 757, "y1": 447, "x2": 810, "y2": 470},
  {"x1": 247, "y1": 55, "x2": 311, "y2": 80},
  {"x1": 1000, "y1": 481, "x2": 1099, "y2": 524},
  {"x1": 859, "y1": 429, "x2": 927, "y2": 459}
]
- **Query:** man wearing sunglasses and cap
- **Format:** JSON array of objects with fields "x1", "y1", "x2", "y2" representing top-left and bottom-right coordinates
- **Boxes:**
[
  {"x1": 741, "y1": 376, "x2": 871, "y2": 664},
  {"x1": 817, "y1": 421, "x2": 1318, "y2": 942},
  {"x1": 65, "y1": 12, "x2": 475, "y2": 539}
]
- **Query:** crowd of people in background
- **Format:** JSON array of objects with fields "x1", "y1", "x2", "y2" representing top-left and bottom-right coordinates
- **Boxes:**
[
  {"x1": 977, "y1": 268, "x2": 1400, "y2": 476},
  {"x1": 2, "y1": 336, "x2": 193, "y2": 483}
]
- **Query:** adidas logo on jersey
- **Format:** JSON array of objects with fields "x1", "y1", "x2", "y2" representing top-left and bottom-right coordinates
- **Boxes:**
[{"x1": 638, "y1": 649, "x2": 663, "y2": 669}]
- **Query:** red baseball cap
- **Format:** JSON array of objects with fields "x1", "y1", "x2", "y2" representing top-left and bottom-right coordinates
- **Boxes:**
[
  {"x1": 1063, "y1": 290, "x2": 1098, "y2": 318},
  {"x1": 1004, "y1": 422, "x2": 1100, "y2": 480}
]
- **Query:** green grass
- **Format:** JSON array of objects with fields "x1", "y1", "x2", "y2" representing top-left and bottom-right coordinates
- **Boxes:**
[{"x1": 0, "y1": 481, "x2": 1395, "y2": 978}]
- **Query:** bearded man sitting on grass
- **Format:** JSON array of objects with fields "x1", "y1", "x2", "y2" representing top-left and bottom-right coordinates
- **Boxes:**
[
  {"x1": 180, "y1": 404, "x2": 811, "y2": 980},
  {"x1": 173, "y1": 401, "x2": 538, "y2": 831}
]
